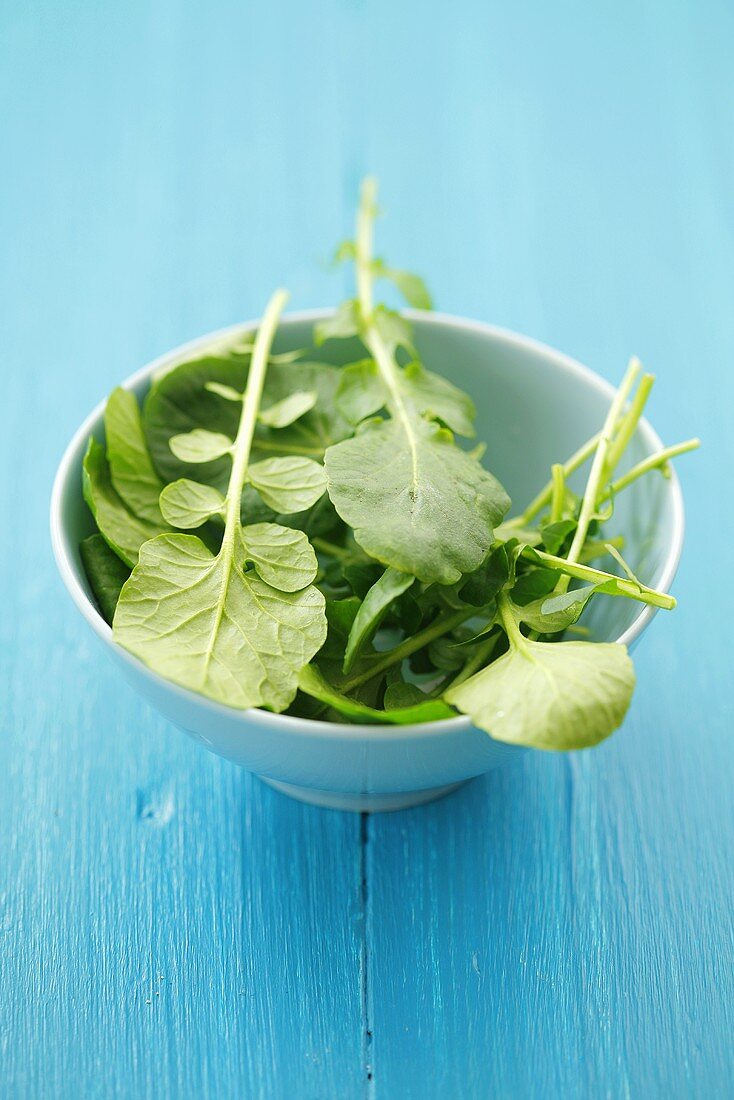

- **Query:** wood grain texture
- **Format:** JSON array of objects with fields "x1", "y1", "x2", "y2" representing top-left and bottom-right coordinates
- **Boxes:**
[{"x1": 1, "y1": 0, "x2": 733, "y2": 1097}]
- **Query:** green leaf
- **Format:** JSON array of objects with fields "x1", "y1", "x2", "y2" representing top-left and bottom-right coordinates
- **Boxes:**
[
  {"x1": 512, "y1": 584, "x2": 601, "y2": 634},
  {"x1": 254, "y1": 362, "x2": 353, "y2": 459},
  {"x1": 144, "y1": 355, "x2": 249, "y2": 488},
  {"x1": 320, "y1": 596, "x2": 361, "y2": 660},
  {"x1": 114, "y1": 290, "x2": 328, "y2": 712},
  {"x1": 242, "y1": 522, "x2": 319, "y2": 591},
  {"x1": 314, "y1": 300, "x2": 360, "y2": 345},
  {"x1": 298, "y1": 665, "x2": 455, "y2": 725},
  {"x1": 511, "y1": 566, "x2": 560, "y2": 605},
  {"x1": 343, "y1": 567, "x2": 414, "y2": 673},
  {"x1": 540, "y1": 518, "x2": 577, "y2": 555},
  {"x1": 79, "y1": 533, "x2": 131, "y2": 623},
  {"x1": 248, "y1": 456, "x2": 327, "y2": 514},
  {"x1": 458, "y1": 544, "x2": 510, "y2": 607},
  {"x1": 114, "y1": 534, "x2": 326, "y2": 710},
  {"x1": 401, "y1": 361, "x2": 476, "y2": 438},
  {"x1": 335, "y1": 360, "x2": 386, "y2": 424},
  {"x1": 383, "y1": 681, "x2": 432, "y2": 709},
  {"x1": 325, "y1": 417, "x2": 509, "y2": 585},
  {"x1": 445, "y1": 638, "x2": 635, "y2": 750},
  {"x1": 169, "y1": 429, "x2": 233, "y2": 464},
  {"x1": 372, "y1": 306, "x2": 414, "y2": 353},
  {"x1": 159, "y1": 479, "x2": 225, "y2": 529},
  {"x1": 104, "y1": 388, "x2": 166, "y2": 525},
  {"x1": 373, "y1": 262, "x2": 433, "y2": 310},
  {"x1": 82, "y1": 439, "x2": 164, "y2": 567},
  {"x1": 325, "y1": 177, "x2": 509, "y2": 585},
  {"x1": 258, "y1": 390, "x2": 317, "y2": 428}
]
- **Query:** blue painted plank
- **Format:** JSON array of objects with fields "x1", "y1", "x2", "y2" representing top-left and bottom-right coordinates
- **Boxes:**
[
  {"x1": 363, "y1": 1, "x2": 734, "y2": 1096},
  {"x1": 0, "y1": 4, "x2": 366, "y2": 1097}
]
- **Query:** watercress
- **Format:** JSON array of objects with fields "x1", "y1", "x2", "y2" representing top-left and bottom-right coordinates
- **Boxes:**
[
  {"x1": 112, "y1": 290, "x2": 328, "y2": 711},
  {"x1": 77, "y1": 180, "x2": 698, "y2": 751}
]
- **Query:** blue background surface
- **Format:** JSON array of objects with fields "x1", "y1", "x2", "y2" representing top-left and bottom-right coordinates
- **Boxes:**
[{"x1": 1, "y1": 2, "x2": 732, "y2": 1096}]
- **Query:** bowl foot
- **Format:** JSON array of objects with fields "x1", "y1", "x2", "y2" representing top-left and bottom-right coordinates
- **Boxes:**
[{"x1": 259, "y1": 776, "x2": 468, "y2": 813}]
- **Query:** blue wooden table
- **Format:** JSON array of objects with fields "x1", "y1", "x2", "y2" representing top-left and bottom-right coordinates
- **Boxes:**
[{"x1": 2, "y1": 2, "x2": 733, "y2": 1096}]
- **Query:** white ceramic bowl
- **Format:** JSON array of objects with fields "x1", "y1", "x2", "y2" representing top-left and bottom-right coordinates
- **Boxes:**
[{"x1": 51, "y1": 311, "x2": 685, "y2": 812}]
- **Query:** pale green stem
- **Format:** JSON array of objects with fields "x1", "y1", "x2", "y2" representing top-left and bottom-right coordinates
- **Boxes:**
[
  {"x1": 354, "y1": 178, "x2": 420, "y2": 488},
  {"x1": 600, "y1": 438, "x2": 700, "y2": 501},
  {"x1": 449, "y1": 630, "x2": 502, "y2": 689},
  {"x1": 223, "y1": 289, "x2": 290, "y2": 541},
  {"x1": 312, "y1": 537, "x2": 352, "y2": 560},
  {"x1": 550, "y1": 464, "x2": 565, "y2": 523},
  {"x1": 505, "y1": 432, "x2": 601, "y2": 528},
  {"x1": 603, "y1": 370, "x2": 654, "y2": 477},
  {"x1": 498, "y1": 592, "x2": 527, "y2": 650},
  {"x1": 526, "y1": 547, "x2": 676, "y2": 609},
  {"x1": 558, "y1": 359, "x2": 642, "y2": 592}
]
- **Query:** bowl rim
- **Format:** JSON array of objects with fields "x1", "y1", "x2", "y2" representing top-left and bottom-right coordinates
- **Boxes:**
[{"x1": 50, "y1": 307, "x2": 685, "y2": 743}]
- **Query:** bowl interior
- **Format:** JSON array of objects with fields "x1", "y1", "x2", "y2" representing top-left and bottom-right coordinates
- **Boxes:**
[{"x1": 54, "y1": 311, "x2": 681, "y2": 662}]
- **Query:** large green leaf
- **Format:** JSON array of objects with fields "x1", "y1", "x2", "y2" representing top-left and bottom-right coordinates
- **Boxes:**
[
  {"x1": 104, "y1": 388, "x2": 165, "y2": 524},
  {"x1": 114, "y1": 534, "x2": 326, "y2": 710},
  {"x1": 325, "y1": 417, "x2": 509, "y2": 585},
  {"x1": 114, "y1": 291, "x2": 328, "y2": 712},
  {"x1": 445, "y1": 638, "x2": 635, "y2": 750},
  {"x1": 82, "y1": 439, "x2": 164, "y2": 567}
]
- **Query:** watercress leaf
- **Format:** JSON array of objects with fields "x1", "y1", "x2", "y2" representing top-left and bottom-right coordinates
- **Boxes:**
[
  {"x1": 144, "y1": 355, "x2": 248, "y2": 488},
  {"x1": 511, "y1": 566, "x2": 560, "y2": 606},
  {"x1": 258, "y1": 390, "x2": 317, "y2": 428},
  {"x1": 513, "y1": 584, "x2": 600, "y2": 634},
  {"x1": 383, "y1": 681, "x2": 432, "y2": 709},
  {"x1": 335, "y1": 360, "x2": 386, "y2": 424},
  {"x1": 458, "y1": 543, "x2": 511, "y2": 606},
  {"x1": 254, "y1": 362, "x2": 353, "y2": 459},
  {"x1": 374, "y1": 264, "x2": 433, "y2": 310},
  {"x1": 298, "y1": 665, "x2": 455, "y2": 725},
  {"x1": 248, "y1": 456, "x2": 327, "y2": 514},
  {"x1": 79, "y1": 533, "x2": 131, "y2": 624},
  {"x1": 104, "y1": 388, "x2": 166, "y2": 525},
  {"x1": 343, "y1": 567, "x2": 415, "y2": 673},
  {"x1": 82, "y1": 439, "x2": 164, "y2": 567},
  {"x1": 113, "y1": 533, "x2": 326, "y2": 711},
  {"x1": 325, "y1": 417, "x2": 510, "y2": 585},
  {"x1": 169, "y1": 429, "x2": 233, "y2": 464},
  {"x1": 242, "y1": 522, "x2": 318, "y2": 592},
  {"x1": 334, "y1": 239, "x2": 357, "y2": 263},
  {"x1": 344, "y1": 561, "x2": 383, "y2": 599},
  {"x1": 373, "y1": 306, "x2": 414, "y2": 354},
  {"x1": 540, "y1": 518, "x2": 577, "y2": 555},
  {"x1": 445, "y1": 639, "x2": 635, "y2": 750},
  {"x1": 400, "y1": 361, "x2": 476, "y2": 438},
  {"x1": 320, "y1": 597, "x2": 362, "y2": 660},
  {"x1": 159, "y1": 479, "x2": 225, "y2": 529},
  {"x1": 205, "y1": 381, "x2": 243, "y2": 402},
  {"x1": 314, "y1": 300, "x2": 360, "y2": 345}
]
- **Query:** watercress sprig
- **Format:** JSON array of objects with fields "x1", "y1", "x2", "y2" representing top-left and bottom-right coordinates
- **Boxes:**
[
  {"x1": 319, "y1": 178, "x2": 510, "y2": 585},
  {"x1": 112, "y1": 290, "x2": 328, "y2": 711}
]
